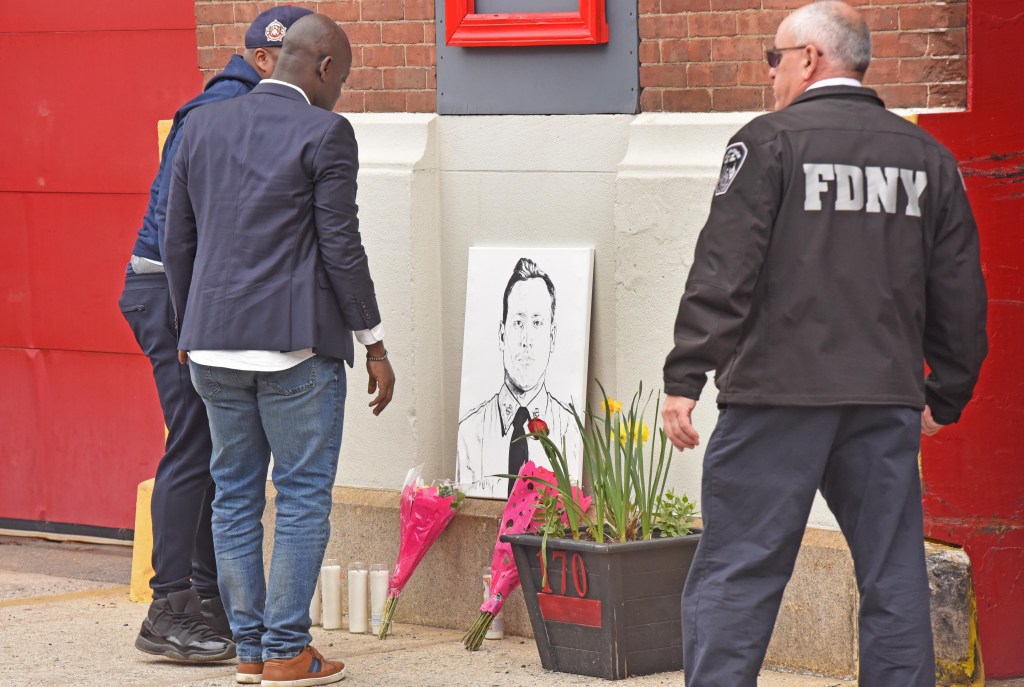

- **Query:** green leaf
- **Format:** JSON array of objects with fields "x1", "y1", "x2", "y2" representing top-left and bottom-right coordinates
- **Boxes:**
[{"x1": 655, "y1": 489, "x2": 697, "y2": 538}]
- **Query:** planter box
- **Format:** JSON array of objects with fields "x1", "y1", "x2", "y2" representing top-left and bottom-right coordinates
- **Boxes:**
[{"x1": 502, "y1": 530, "x2": 701, "y2": 680}]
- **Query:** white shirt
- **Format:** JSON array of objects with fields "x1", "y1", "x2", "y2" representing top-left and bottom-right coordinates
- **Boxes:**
[
  {"x1": 456, "y1": 383, "x2": 579, "y2": 498},
  {"x1": 805, "y1": 77, "x2": 863, "y2": 91},
  {"x1": 189, "y1": 77, "x2": 383, "y2": 372},
  {"x1": 260, "y1": 78, "x2": 311, "y2": 103}
]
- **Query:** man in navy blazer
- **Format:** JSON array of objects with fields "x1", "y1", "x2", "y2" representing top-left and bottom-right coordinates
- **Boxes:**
[
  {"x1": 164, "y1": 15, "x2": 395, "y2": 686},
  {"x1": 122, "y1": 7, "x2": 314, "y2": 664}
]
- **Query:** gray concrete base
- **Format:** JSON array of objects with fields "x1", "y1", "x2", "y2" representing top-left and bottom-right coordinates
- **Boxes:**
[
  {"x1": 764, "y1": 528, "x2": 859, "y2": 678},
  {"x1": 263, "y1": 485, "x2": 534, "y2": 638},
  {"x1": 263, "y1": 486, "x2": 981, "y2": 683},
  {"x1": 928, "y1": 544, "x2": 983, "y2": 685}
]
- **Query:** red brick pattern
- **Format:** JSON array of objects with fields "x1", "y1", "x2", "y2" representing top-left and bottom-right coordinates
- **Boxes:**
[
  {"x1": 194, "y1": 1, "x2": 435, "y2": 113},
  {"x1": 194, "y1": 1, "x2": 966, "y2": 114},
  {"x1": 640, "y1": 0, "x2": 967, "y2": 111}
]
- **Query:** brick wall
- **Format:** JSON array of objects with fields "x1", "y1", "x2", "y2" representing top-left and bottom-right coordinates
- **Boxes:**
[
  {"x1": 193, "y1": 0, "x2": 967, "y2": 114},
  {"x1": 639, "y1": 0, "x2": 967, "y2": 111},
  {"x1": 194, "y1": 0, "x2": 435, "y2": 113}
]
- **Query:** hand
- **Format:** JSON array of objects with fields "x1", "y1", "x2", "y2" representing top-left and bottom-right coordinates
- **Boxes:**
[
  {"x1": 366, "y1": 343, "x2": 395, "y2": 416},
  {"x1": 921, "y1": 405, "x2": 945, "y2": 436},
  {"x1": 662, "y1": 394, "x2": 700, "y2": 451},
  {"x1": 178, "y1": 350, "x2": 189, "y2": 365}
]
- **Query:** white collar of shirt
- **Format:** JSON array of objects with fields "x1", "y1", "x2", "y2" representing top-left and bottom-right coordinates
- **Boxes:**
[
  {"x1": 805, "y1": 77, "x2": 863, "y2": 91},
  {"x1": 497, "y1": 382, "x2": 549, "y2": 435},
  {"x1": 261, "y1": 78, "x2": 311, "y2": 105}
]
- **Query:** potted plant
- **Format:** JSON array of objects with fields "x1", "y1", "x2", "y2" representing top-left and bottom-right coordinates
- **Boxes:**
[{"x1": 501, "y1": 384, "x2": 700, "y2": 680}]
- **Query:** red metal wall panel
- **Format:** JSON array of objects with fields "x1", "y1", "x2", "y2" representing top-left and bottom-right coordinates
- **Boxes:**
[
  {"x1": 2, "y1": 1, "x2": 201, "y2": 533},
  {"x1": 0, "y1": 195, "x2": 34, "y2": 350},
  {"x1": 2, "y1": 30, "x2": 202, "y2": 194},
  {"x1": 0, "y1": 348, "x2": 163, "y2": 530},
  {"x1": 0, "y1": 192, "x2": 151, "y2": 353},
  {"x1": 919, "y1": 0, "x2": 1024, "y2": 676},
  {"x1": 9, "y1": 0, "x2": 195, "y2": 33}
]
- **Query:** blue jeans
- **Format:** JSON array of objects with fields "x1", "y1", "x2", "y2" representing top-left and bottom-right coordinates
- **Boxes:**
[{"x1": 189, "y1": 355, "x2": 346, "y2": 663}]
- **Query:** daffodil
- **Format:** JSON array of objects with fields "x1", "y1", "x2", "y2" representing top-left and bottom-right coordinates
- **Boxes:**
[
  {"x1": 618, "y1": 420, "x2": 650, "y2": 445},
  {"x1": 602, "y1": 397, "x2": 623, "y2": 414}
]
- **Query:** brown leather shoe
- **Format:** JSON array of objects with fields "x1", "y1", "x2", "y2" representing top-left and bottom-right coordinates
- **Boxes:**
[
  {"x1": 261, "y1": 645, "x2": 345, "y2": 686},
  {"x1": 235, "y1": 661, "x2": 263, "y2": 684}
]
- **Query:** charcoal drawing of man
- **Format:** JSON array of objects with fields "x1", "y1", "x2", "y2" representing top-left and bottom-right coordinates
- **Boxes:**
[{"x1": 457, "y1": 257, "x2": 578, "y2": 498}]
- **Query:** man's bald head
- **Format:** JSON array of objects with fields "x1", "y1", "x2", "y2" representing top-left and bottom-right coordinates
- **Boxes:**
[{"x1": 272, "y1": 14, "x2": 352, "y2": 111}]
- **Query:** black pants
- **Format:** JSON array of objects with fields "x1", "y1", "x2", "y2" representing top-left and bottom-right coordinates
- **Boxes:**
[
  {"x1": 119, "y1": 270, "x2": 217, "y2": 600},
  {"x1": 682, "y1": 405, "x2": 935, "y2": 687}
]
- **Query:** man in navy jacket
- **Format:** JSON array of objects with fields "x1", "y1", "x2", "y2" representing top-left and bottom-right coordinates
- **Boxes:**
[
  {"x1": 118, "y1": 6, "x2": 311, "y2": 662},
  {"x1": 164, "y1": 14, "x2": 395, "y2": 686}
]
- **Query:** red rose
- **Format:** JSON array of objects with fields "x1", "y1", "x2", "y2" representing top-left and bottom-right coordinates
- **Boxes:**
[{"x1": 527, "y1": 417, "x2": 549, "y2": 436}]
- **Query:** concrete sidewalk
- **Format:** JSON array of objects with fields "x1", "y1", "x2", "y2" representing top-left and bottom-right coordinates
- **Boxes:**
[{"x1": 0, "y1": 536, "x2": 1017, "y2": 687}]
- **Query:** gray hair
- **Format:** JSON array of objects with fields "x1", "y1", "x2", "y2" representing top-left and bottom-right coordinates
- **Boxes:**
[{"x1": 788, "y1": 1, "x2": 871, "y2": 75}]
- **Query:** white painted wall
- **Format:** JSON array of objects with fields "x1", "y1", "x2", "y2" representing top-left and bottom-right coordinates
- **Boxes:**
[
  {"x1": 343, "y1": 112, "x2": 841, "y2": 530},
  {"x1": 337, "y1": 113, "x2": 443, "y2": 491}
]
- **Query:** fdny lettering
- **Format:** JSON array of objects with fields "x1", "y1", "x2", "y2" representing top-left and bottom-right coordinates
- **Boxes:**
[{"x1": 803, "y1": 164, "x2": 927, "y2": 217}]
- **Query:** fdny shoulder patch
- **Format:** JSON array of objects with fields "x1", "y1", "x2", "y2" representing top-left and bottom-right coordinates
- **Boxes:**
[
  {"x1": 265, "y1": 19, "x2": 287, "y2": 42},
  {"x1": 715, "y1": 142, "x2": 748, "y2": 196}
]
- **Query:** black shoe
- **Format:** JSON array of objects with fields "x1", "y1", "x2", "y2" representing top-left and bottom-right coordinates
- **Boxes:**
[
  {"x1": 199, "y1": 595, "x2": 232, "y2": 640},
  {"x1": 135, "y1": 589, "x2": 236, "y2": 662}
]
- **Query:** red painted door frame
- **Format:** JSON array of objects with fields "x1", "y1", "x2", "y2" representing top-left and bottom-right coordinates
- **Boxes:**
[
  {"x1": 444, "y1": 0, "x2": 608, "y2": 47},
  {"x1": 919, "y1": 0, "x2": 1024, "y2": 677}
]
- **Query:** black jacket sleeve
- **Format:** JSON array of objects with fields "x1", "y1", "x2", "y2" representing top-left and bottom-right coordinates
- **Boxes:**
[
  {"x1": 663, "y1": 130, "x2": 780, "y2": 399},
  {"x1": 923, "y1": 162, "x2": 988, "y2": 424}
]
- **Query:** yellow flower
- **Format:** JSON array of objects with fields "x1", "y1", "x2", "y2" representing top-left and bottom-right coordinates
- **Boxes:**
[
  {"x1": 602, "y1": 397, "x2": 623, "y2": 414},
  {"x1": 618, "y1": 421, "x2": 650, "y2": 445}
]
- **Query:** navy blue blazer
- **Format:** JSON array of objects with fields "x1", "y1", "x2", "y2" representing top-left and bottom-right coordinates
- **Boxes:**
[{"x1": 163, "y1": 81, "x2": 381, "y2": 366}]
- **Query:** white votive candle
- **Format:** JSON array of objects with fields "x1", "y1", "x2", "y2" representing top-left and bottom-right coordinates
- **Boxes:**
[
  {"x1": 369, "y1": 563, "x2": 390, "y2": 635},
  {"x1": 348, "y1": 561, "x2": 369, "y2": 633},
  {"x1": 309, "y1": 572, "x2": 322, "y2": 626},
  {"x1": 321, "y1": 559, "x2": 343, "y2": 630}
]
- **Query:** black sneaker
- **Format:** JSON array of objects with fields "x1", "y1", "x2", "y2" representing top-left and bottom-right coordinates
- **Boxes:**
[
  {"x1": 135, "y1": 589, "x2": 236, "y2": 661},
  {"x1": 200, "y1": 595, "x2": 232, "y2": 640}
]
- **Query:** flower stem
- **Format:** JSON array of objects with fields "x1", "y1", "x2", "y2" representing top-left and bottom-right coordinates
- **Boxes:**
[
  {"x1": 378, "y1": 595, "x2": 398, "y2": 639},
  {"x1": 461, "y1": 611, "x2": 494, "y2": 651}
]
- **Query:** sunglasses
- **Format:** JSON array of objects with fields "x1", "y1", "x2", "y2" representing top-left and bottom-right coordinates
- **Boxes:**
[{"x1": 765, "y1": 45, "x2": 821, "y2": 68}]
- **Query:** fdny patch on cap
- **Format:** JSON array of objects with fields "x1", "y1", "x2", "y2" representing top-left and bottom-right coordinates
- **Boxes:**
[
  {"x1": 244, "y1": 7, "x2": 312, "y2": 49},
  {"x1": 715, "y1": 142, "x2": 748, "y2": 196},
  {"x1": 264, "y1": 19, "x2": 287, "y2": 42}
]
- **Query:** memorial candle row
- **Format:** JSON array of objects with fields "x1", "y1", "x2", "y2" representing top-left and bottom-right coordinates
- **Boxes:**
[{"x1": 310, "y1": 559, "x2": 390, "y2": 634}]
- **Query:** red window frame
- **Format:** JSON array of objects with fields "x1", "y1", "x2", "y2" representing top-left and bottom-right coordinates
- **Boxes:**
[{"x1": 445, "y1": 0, "x2": 609, "y2": 47}]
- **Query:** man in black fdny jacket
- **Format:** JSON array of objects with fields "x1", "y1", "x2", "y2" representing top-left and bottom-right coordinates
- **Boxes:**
[{"x1": 661, "y1": 2, "x2": 987, "y2": 685}]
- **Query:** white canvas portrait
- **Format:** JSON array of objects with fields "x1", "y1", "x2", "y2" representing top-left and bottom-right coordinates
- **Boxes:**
[{"x1": 456, "y1": 247, "x2": 594, "y2": 499}]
